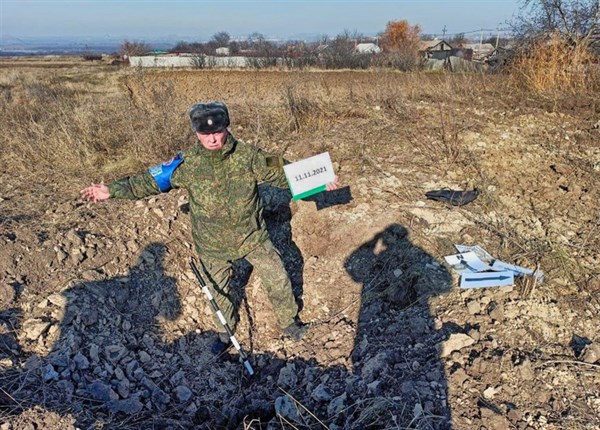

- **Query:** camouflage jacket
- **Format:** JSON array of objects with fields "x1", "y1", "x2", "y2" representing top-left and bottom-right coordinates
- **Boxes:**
[{"x1": 108, "y1": 134, "x2": 288, "y2": 260}]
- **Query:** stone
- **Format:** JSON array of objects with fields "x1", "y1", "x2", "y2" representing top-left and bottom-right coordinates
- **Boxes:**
[
  {"x1": 401, "y1": 381, "x2": 414, "y2": 394},
  {"x1": 277, "y1": 362, "x2": 298, "y2": 388},
  {"x1": 48, "y1": 353, "x2": 69, "y2": 368},
  {"x1": 151, "y1": 387, "x2": 170, "y2": 405},
  {"x1": 439, "y1": 333, "x2": 475, "y2": 358},
  {"x1": 139, "y1": 351, "x2": 152, "y2": 363},
  {"x1": 114, "y1": 366, "x2": 125, "y2": 380},
  {"x1": 517, "y1": 359, "x2": 535, "y2": 381},
  {"x1": 89, "y1": 344, "x2": 99, "y2": 363},
  {"x1": 73, "y1": 352, "x2": 89, "y2": 370},
  {"x1": 489, "y1": 303, "x2": 505, "y2": 321},
  {"x1": 57, "y1": 380, "x2": 74, "y2": 396},
  {"x1": 467, "y1": 300, "x2": 481, "y2": 315},
  {"x1": 483, "y1": 386, "x2": 500, "y2": 399},
  {"x1": 117, "y1": 380, "x2": 130, "y2": 398},
  {"x1": 581, "y1": 343, "x2": 600, "y2": 364},
  {"x1": 275, "y1": 395, "x2": 299, "y2": 422},
  {"x1": 80, "y1": 309, "x2": 98, "y2": 326},
  {"x1": 42, "y1": 364, "x2": 59, "y2": 381},
  {"x1": 22, "y1": 319, "x2": 51, "y2": 340},
  {"x1": 88, "y1": 380, "x2": 119, "y2": 402},
  {"x1": 482, "y1": 414, "x2": 511, "y2": 430},
  {"x1": 361, "y1": 352, "x2": 388, "y2": 383},
  {"x1": 170, "y1": 370, "x2": 185, "y2": 386},
  {"x1": 367, "y1": 380, "x2": 383, "y2": 396},
  {"x1": 107, "y1": 398, "x2": 144, "y2": 415},
  {"x1": 174, "y1": 385, "x2": 193, "y2": 402},
  {"x1": 311, "y1": 383, "x2": 332, "y2": 402},
  {"x1": 126, "y1": 360, "x2": 139, "y2": 378},
  {"x1": 105, "y1": 345, "x2": 126, "y2": 363},
  {"x1": 413, "y1": 403, "x2": 423, "y2": 418},
  {"x1": 327, "y1": 392, "x2": 347, "y2": 416}
]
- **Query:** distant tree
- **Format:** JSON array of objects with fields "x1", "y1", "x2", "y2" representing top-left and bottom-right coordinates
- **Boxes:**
[
  {"x1": 229, "y1": 40, "x2": 240, "y2": 55},
  {"x1": 211, "y1": 31, "x2": 231, "y2": 47},
  {"x1": 380, "y1": 20, "x2": 421, "y2": 51},
  {"x1": 119, "y1": 40, "x2": 152, "y2": 57},
  {"x1": 511, "y1": 0, "x2": 599, "y2": 46},
  {"x1": 449, "y1": 32, "x2": 467, "y2": 47},
  {"x1": 380, "y1": 20, "x2": 422, "y2": 70},
  {"x1": 247, "y1": 32, "x2": 266, "y2": 45},
  {"x1": 170, "y1": 41, "x2": 206, "y2": 54},
  {"x1": 318, "y1": 30, "x2": 371, "y2": 69}
]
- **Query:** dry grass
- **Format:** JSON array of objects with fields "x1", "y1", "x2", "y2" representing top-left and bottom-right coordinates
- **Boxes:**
[{"x1": 508, "y1": 33, "x2": 600, "y2": 95}]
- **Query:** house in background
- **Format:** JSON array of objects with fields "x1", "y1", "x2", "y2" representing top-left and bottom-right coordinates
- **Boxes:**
[
  {"x1": 463, "y1": 43, "x2": 495, "y2": 61},
  {"x1": 354, "y1": 42, "x2": 381, "y2": 54},
  {"x1": 215, "y1": 47, "x2": 230, "y2": 56},
  {"x1": 419, "y1": 39, "x2": 453, "y2": 60}
]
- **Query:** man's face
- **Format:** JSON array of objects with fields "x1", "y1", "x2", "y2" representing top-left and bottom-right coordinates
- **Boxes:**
[{"x1": 196, "y1": 130, "x2": 228, "y2": 150}]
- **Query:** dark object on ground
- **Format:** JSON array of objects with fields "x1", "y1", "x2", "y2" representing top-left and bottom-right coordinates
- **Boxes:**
[
  {"x1": 305, "y1": 186, "x2": 353, "y2": 210},
  {"x1": 211, "y1": 333, "x2": 231, "y2": 355},
  {"x1": 211, "y1": 338, "x2": 229, "y2": 355},
  {"x1": 284, "y1": 319, "x2": 308, "y2": 340},
  {"x1": 425, "y1": 189, "x2": 479, "y2": 206}
]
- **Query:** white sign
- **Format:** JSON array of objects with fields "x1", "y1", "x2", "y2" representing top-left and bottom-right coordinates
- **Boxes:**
[
  {"x1": 454, "y1": 244, "x2": 494, "y2": 262},
  {"x1": 445, "y1": 244, "x2": 544, "y2": 288},
  {"x1": 283, "y1": 152, "x2": 335, "y2": 200},
  {"x1": 444, "y1": 251, "x2": 494, "y2": 274}
]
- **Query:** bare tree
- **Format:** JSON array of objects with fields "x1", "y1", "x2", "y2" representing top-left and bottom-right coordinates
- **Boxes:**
[
  {"x1": 211, "y1": 31, "x2": 231, "y2": 47},
  {"x1": 449, "y1": 32, "x2": 468, "y2": 47},
  {"x1": 512, "y1": 0, "x2": 599, "y2": 46},
  {"x1": 119, "y1": 40, "x2": 152, "y2": 57}
]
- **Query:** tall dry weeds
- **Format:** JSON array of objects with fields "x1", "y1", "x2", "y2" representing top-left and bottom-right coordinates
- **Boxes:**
[
  {"x1": 0, "y1": 69, "x2": 189, "y2": 184},
  {"x1": 508, "y1": 33, "x2": 599, "y2": 95}
]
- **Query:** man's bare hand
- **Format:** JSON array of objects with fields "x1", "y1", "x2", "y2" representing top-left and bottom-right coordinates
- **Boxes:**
[
  {"x1": 326, "y1": 176, "x2": 341, "y2": 191},
  {"x1": 80, "y1": 183, "x2": 110, "y2": 202}
]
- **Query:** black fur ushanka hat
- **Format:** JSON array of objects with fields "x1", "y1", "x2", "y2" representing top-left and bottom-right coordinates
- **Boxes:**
[{"x1": 189, "y1": 101, "x2": 230, "y2": 134}]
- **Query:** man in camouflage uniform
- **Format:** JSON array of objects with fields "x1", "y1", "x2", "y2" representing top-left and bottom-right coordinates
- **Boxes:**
[{"x1": 81, "y1": 102, "x2": 339, "y2": 354}]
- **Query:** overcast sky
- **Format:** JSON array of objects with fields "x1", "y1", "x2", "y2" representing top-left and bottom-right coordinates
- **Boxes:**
[{"x1": 1, "y1": 0, "x2": 522, "y2": 40}]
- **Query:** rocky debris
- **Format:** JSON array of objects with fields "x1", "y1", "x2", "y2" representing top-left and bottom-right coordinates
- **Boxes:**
[
  {"x1": 277, "y1": 362, "x2": 298, "y2": 388},
  {"x1": 87, "y1": 380, "x2": 119, "y2": 402},
  {"x1": 274, "y1": 395, "x2": 299, "y2": 422},
  {"x1": 42, "y1": 364, "x2": 59, "y2": 381},
  {"x1": 22, "y1": 318, "x2": 51, "y2": 340},
  {"x1": 439, "y1": 333, "x2": 475, "y2": 358},
  {"x1": 311, "y1": 383, "x2": 333, "y2": 402},
  {"x1": 107, "y1": 398, "x2": 144, "y2": 415},
  {"x1": 173, "y1": 385, "x2": 193, "y2": 402},
  {"x1": 581, "y1": 342, "x2": 600, "y2": 364}
]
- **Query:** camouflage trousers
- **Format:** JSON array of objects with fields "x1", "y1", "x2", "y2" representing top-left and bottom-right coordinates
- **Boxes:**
[{"x1": 196, "y1": 239, "x2": 298, "y2": 334}]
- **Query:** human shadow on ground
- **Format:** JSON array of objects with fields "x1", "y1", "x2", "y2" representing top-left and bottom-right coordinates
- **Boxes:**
[
  {"x1": 0, "y1": 243, "x2": 189, "y2": 427},
  {"x1": 344, "y1": 223, "x2": 453, "y2": 429},
  {"x1": 1, "y1": 223, "x2": 454, "y2": 430}
]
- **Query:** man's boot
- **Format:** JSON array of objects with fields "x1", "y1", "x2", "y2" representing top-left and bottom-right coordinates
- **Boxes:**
[{"x1": 284, "y1": 319, "x2": 308, "y2": 340}]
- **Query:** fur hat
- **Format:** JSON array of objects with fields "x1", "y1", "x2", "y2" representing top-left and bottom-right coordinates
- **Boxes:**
[{"x1": 189, "y1": 102, "x2": 230, "y2": 133}]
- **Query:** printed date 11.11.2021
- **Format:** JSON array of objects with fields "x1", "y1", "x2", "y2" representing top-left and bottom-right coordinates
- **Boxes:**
[{"x1": 294, "y1": 166, "x2": 327, "y2": 182}]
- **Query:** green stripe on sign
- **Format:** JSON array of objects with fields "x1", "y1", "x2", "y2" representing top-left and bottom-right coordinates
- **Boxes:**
[{"x1": 292, "y1": 185, "x2": 327, "y2": 201}]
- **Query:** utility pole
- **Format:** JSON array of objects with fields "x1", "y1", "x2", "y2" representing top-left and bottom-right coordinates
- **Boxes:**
[
  {"x1": 479, "y1": 28, "x2": 484, "y2": 60},
  {"x1": 442, "y1": 25, "x2": 447, "y2": 38},
  {"x1": 495, "y1": 25, "x2": 500, "y2": 49}
]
